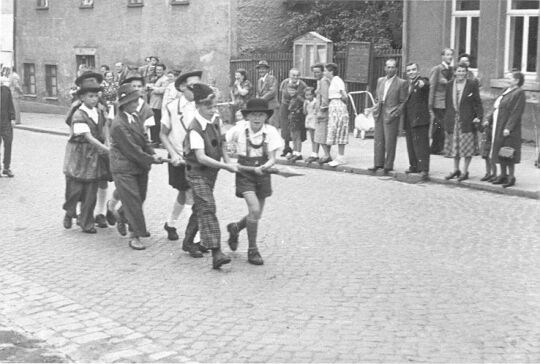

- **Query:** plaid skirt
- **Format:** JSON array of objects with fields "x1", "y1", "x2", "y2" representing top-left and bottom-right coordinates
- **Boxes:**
[
  {"x1": 326, "y1": 99, "x2": 349, "y2": 145},
  {"x1": 448, "y1": 121, "x2": 476, "y2": 158}
]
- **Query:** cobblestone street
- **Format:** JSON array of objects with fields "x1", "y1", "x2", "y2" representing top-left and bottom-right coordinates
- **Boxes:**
[{"x1": 1, "y1": 129, "x2": 540, "y2": 362}]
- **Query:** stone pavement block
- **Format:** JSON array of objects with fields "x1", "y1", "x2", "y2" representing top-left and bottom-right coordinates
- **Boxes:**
[
  {"x1": 71, "y1": 332, "x2": 110, "y2": 345},
  {"x1": 101, "y1": 349, "x2": 142, "y2": 362},
  {"x1": 148, "y1": 351, "x2": 178, "y2": 361}
]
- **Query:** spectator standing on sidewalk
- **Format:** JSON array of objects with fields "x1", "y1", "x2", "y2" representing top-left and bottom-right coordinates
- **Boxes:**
[
  {"x1": 0, "y1": 85, "x2": 15, "y2": 177},
  {"x1": 443, "y1": 63, "x2": 483, "y2": 182},
  {"x1": 403, "y1": 62, "x2": 430, "y2": 180},
  {"x1": 7, "y1": 67, "x2": 23, "y2": 125},
  {"x1": 311, "y1": 63, "x2": 332, "y2": 165},
  {"x1": 429, "y1": 48, "x2": 454, "y2": 156},
  {"x1": 255, "y1": 61, "x2": 279, "y2": 129},
  {"x1": 325, "y1": 63, "x2": 350, "y2": 167},
  {"x1": 148, "y1": 63, "x2": 169, "y2": 146},
  {"x1": 279, "y1": 68, "x2": 306, "y2": 160}
]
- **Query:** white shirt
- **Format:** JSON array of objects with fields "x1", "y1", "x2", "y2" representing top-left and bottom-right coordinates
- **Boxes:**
[
  {"x1": 73, "y1": 104, "x2": 98, "y2": 135},
  {"x1": 328, "y1": 76, "x2": 346, "y2": 99},
  {"x1": 188, "y1": 111, "x2": 224, "y2": 150},
  {"x1": 226, "y1": 122, "x2": 282, "y2": 157},
  {"x1": 382, "y1": 75, "x2": 396, "y2": 102},
  {"x1": 124, "y1": 111, "x2": 136, "y2": 124},
  {"x1": 138, "y1": 98, "x2": 155, "y2": 127},
  {"x1": 161, "y1": 97, "x2": 191, "y2": 155}
]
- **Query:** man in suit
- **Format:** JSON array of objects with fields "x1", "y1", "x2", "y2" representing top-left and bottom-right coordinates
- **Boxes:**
[
  {"x1": 0, "y1": 85, "x2": 15, "y2": 177},
  {"x1": 369, "y1": 58, "x2": 408, "y2": 174},
  {"x1": 403, "y1": 63, "x2": 430, "y2": 180},
  {"x1": 429, "y1": 48, "x2": 454, "y2": 155},
  {"x1": 255, "y1": 60, "x2": 279, "y2": 129}
]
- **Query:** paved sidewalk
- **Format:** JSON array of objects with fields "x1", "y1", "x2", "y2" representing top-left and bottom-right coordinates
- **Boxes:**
[{"x1": 15, "y1": 112, "x2": 540, "y2": 199}]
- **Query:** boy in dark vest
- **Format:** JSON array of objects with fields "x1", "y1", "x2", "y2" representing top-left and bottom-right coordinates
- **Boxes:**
[{"x1": 183, "y1": 83, "x2": 238, "y2": 269}]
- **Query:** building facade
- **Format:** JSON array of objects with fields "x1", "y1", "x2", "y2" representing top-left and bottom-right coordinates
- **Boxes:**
[
  {"x1": 403, "y1": 0, "x2": 539, "y2": 140},
  {"x1": 0, "y1": 0, "x2": 14, "y2": 67},
  {"x1": 15, "y1": 0, "x2": 291, "y2": 113}
]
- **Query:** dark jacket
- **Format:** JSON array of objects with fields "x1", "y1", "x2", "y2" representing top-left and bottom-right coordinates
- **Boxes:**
[
  {"x1": 444, "y1": 79, "x2": 483, "y2": 134},
  {"x1": 429, "y1": 63, "x2": 453, "y2": 110},
  {"x1": 0, "y1": 86, "x2": 15, "y2": 130},
  {"x1": 489, "y1": 87, "x2": 526, "y2": 164},
  {"x1": 403, "y1": 77, "x2": 430, "y2": 129},
  {"x1": 110, "y1": 112, "x2": 155, "y2": 175}
]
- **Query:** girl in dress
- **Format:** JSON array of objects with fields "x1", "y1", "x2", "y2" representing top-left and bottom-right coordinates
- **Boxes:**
[{"x1": 303, "y1": 87, "x2": 318, "y2": 163}]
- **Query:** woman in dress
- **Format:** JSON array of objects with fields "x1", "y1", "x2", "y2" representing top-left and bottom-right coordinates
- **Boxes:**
[
  {"x1": 443, "y1": 63, "x2": 483, "y2": 182},
  {"x1": 230, "y1": 69, "x2": 253, "y2": 122},
  {"x1": 325, "y1": 63, "x2": 349, "y2": 167},
  {"x1": 101, "y1": 71, "x2": 118, "y2": 119},
  {"x1": 489, "y1": 71, "x2": 526, "y2": 188},
  {"x1": 278, "y1": 68, "x2": 306, "y2": 158}
]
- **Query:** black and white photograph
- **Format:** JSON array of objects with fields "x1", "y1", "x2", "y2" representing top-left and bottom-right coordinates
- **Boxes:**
[{"x1": 0, "y1": 0, "x2": 539, "y2": 362}]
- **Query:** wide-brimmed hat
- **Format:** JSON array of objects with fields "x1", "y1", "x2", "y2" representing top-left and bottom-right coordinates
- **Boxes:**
[
  {"x1": 117, "y1": 83, "x2": 141, "y2": 107},
  {"x1": 174, "y1": 70, "x2": 203, "y2": 91},
  {"x1": 75, "y1": 71, "x2": 103, "y2": 87},
  {"x1": 255, "y1": 60, "x2": 270, "y2": 69},
  {"x1": 241, "y1": 98, "x2": 273, "y2": 118},
  {"x1": 77, "y1": 77, "x2": 103, "y2": 95},
  {"x1": 189, "y1": 83, "x2": 214, "y2": 103},
  {"x1": 122, "y1": 70, "x2": 145, "y2": 85}
]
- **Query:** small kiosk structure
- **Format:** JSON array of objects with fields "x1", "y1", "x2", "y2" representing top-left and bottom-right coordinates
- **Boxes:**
[{"x1": 293, "y1": 32, "x2": 333, "y2": 77}]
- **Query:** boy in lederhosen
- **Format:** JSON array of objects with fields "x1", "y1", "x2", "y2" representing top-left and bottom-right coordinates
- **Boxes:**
[
  {"x1": 160, "y1": 70, "x2": 209, "y2": 258},
  {"x1": 62, "y1": 73, "x2": 110, "y2": 233},
  {"x1": 225, "y1": 99, "x2": 282, "y2": 265},
  {"x1": 183, "y1": 83, "x2": 238, "y2": 269}
]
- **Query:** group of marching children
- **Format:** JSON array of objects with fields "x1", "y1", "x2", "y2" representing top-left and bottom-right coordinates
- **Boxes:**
[{"x1": 62, "y1": 67, "x2": 282, "y2": 270}]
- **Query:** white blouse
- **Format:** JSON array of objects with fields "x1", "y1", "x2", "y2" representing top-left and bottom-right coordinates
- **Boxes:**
[{"x1": 328, "y1": 76, "x2": 346, "y2": 100}]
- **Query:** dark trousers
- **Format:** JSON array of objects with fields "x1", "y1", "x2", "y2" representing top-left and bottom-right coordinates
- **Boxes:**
[
  {"x1": 63, "y1": 177, "x2": 98, "y2": 231},
  {"x1": 113, "y1": 172, "x2": 149, "y2": 238},
  {"x1": 0, "y1": 127, "x2": 13, "y2": 170},
  {"x1": 430, "y1": 108, "x2": 446, "y2": 154},
  {"x1": 186, "y1": 175, "x2": 220, "y2": 249},
  {"x1": 150, "y1": 109, "x2": 162, "y2": 144},
  {"x1": 374, "y1": 117, "x2": 399, "y2": 170},
  {"x1": 405, "y1": 125, "x2": 430, "y2": 172}
]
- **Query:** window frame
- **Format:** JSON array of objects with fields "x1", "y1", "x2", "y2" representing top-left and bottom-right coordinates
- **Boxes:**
[
  {"x1": 127, "y1": 0, "x2": 144, "y2": 7},
  {"x1": 23, "y1": 63, "x2": 37, "y2": 95},
  {"x1": 170, "y1": 0, "x2": 189, "y2": 4},
  {"x1": 36, "y1": 0, "x2": 49, "y2": 10},
  {"x1": 45, "y1": 64, "x2": 58, "y2": 98},
  {"x1": 504, "y1": 0, "x2": 539, "y2": 77},
  {"x1": 79, "y1": 0, "x2": 94, "y2": 9},
  {"x1": 450, "y1": 0, "x2": 480, "y2": 71}
]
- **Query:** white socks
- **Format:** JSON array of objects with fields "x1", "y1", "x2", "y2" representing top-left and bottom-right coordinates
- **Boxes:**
[
  {"x1": 96, "y1": 188, "x2": 108, "y2": 216},
  {"x1": 167, "y1": 201, "x2": 185, "y2": 227}
]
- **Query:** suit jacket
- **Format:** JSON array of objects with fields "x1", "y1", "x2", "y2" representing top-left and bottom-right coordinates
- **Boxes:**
[
  {"x1": 429, "y1": 63, "x2": 453, "y2": 109},
  {"x1": 373, "y1": 76, "x2": 408, "y2": 124},
  {"x1": 444, "y1": 79, "x2": 483, "y2": 134},
  {"x1": 489, "y1": 87, "x2": 526, "y2": 163},
  {"x1": 0, "y1": 86, "x2": 15, "y2": 128},
  {"x1": 110, "y1": 112, "x2": 155, "y2": 175},
  {"x1": 403, "y1": 77, "x2": 430, "y2": 129},
  {"x1": 257, "y1": 74, "x2": 279, "y2": 109}
]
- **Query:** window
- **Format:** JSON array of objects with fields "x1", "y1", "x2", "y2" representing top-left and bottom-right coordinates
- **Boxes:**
[
  {"x1": 45, "y1": 65, "x2": 58, "y2": 97},
  {"x1": 505, "y1": 0, "x2": 539, "y2": 74},
  {"x1": 127, "y1": 0, "x2": 143, "y2": 7},
  {"x1": 80, "y1": 0, "x2": 94, "y2": 8},
  {"x1": 170, "y1": 0, "x2": 189, "y2": 4},
  {"x1": 76, "y1": 55, "x2": 95, "y2": 74},
  {"x1": 36, "y1": 0, "x2": 48, "y2": 9},
  {"x1": 23, "y1": 63, "x2": 36, "y2": 95},
  {"x1": 451, "y1": 0, "x2": 480, "y2": 68}
]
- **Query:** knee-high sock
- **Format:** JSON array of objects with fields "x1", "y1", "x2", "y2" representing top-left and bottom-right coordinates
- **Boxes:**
[
  {"x1": 96, "y1": 187, "x2": 108, "y2": 216},
  {"x1": 237, "y1": 216, "x2": 248, "y2": 231},
  {"x1": 167, "y1": 201, "x2": 184, "y2": 227},
  {"x1": 246, "y1": 218, "x2": 258, "y2": 249}
]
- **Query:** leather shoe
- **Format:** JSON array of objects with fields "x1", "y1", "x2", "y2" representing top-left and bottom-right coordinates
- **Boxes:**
[
  {"x1": 305, "y1": 156, "x2": 319, "y2": 164},
  {"x1": 492, "y1": 175, "x2": 507, "y2": 185},
  {"x1": 129, "y1": 238, "x2": 146, "y2": 250},
  {"x1": 188, "y1": 243, "x2": 203, "y2": 258},
  {"x1": 196, "y1": 242, "x2": 209, "y2": 253},
  {"x1": 82, "y1": 227, "x2": 97, "y2": 234},
  {"x1": 63, "y1": 214, "x2": 73, "y2": 229},
  {"x1": 212, "y1": 251, "x2": 231, "y2": 269},
  {"x1": 420, "y1": 171, "x2": 429, "y2": 181},
  {"x1": 227, "y1": 223, "x2": 239, "y2": 251},
  {"x1": 280, "y1": 147, "x2": 292, "y2": 157},
  {"x1": 383, "y1": 168, "x2": 393, "y2": 175},
  {"x1": 502, "y1": 177, "x2": 516, "y2": 188},
  {"x1": 457, "y1": 172, "x2": 469, "y2": 182},
  {"x1": 368, "y1": 166, "x2": 382, "y2": 173},
  {"x1": 405, "y1": 167, "x2": 418, "y2": 174},
  {"x1": 445, "y1": 170, "x2": 461, "y2": 180},
  {"x1": 116, "y1": 220, "x2": 127, "y2": 236},
  {"x1": 480, "y1": 173, "x2": 493, "y2": 181},
  {"x1": 318, "y1": 156, "x2": 332, "y2": 165},
  {"x1": 2, "y1": 169, "x2": 14, "y2": 178},
  {"x1": 163, "y1": 223, "x2": 179, "y2": 241},
  {"x1": 105, "y1": 201, "x2": 117, "y2": 225},
  {"x1": 95, "y1": 214, "x2": 108, "y2": 228},
  {"x1": 247, "y1": 248, "x2": 264, "y2": 265}
]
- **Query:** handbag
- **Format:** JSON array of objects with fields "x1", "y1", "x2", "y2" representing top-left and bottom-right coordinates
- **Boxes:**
[{"x1": 498, "y1": 146, "x2": 515, "y2": 161}]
